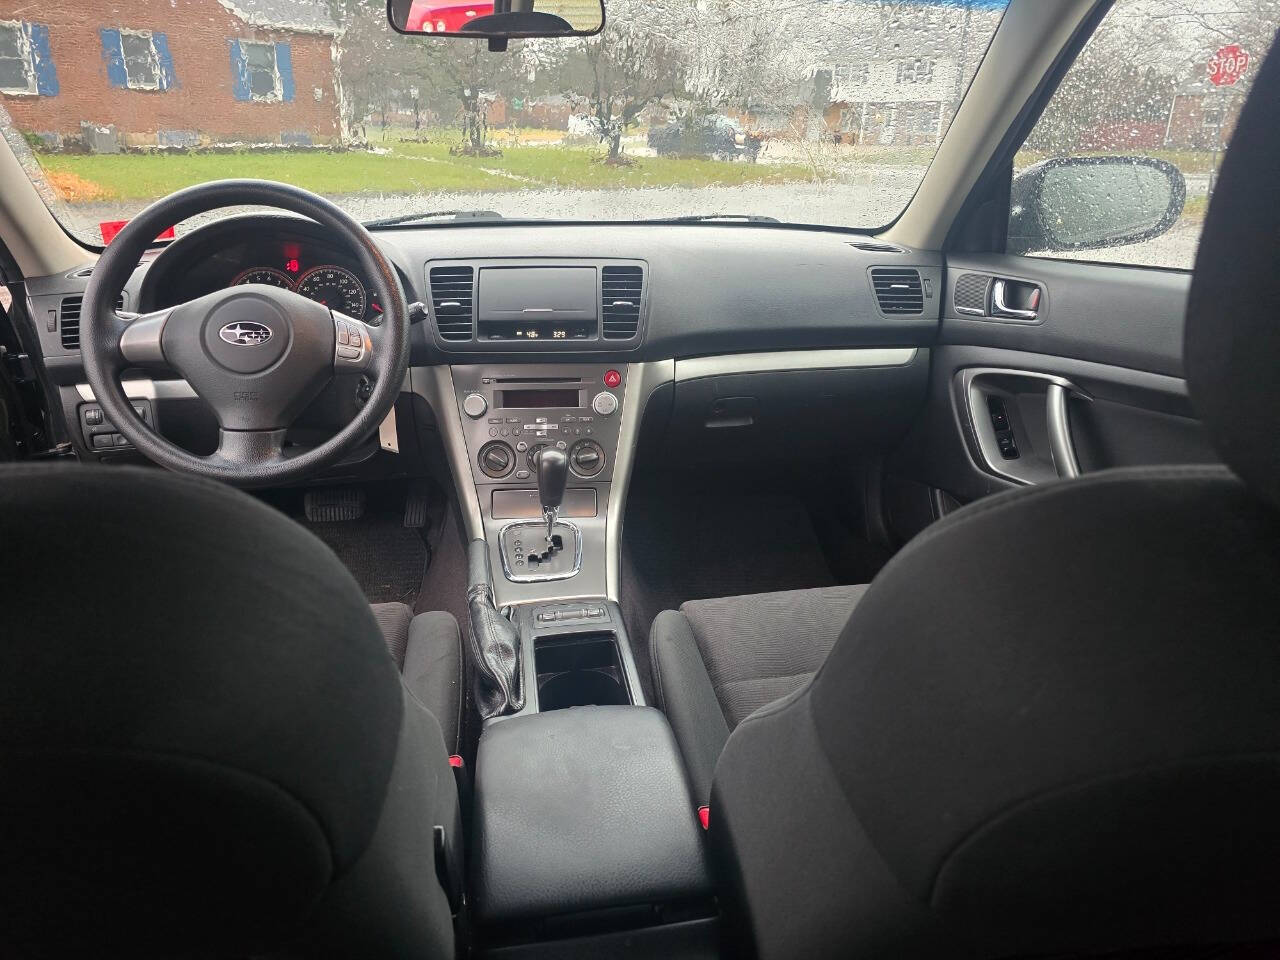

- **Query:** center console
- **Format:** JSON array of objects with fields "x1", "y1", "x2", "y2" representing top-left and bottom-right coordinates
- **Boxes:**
[{"x1": 451, "y1": 363, "x2": 629, "y2": 605}]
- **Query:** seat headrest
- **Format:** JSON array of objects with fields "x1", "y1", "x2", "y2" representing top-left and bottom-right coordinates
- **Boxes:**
[{"x1": 1185, "y1": 32, "x2": 1280, "y2": 511}]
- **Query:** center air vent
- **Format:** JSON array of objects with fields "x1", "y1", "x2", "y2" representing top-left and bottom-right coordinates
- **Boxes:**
[
  {"x1": 870, "y1": 268, "x2": 924, "y2": 315},
  {"x1": 59, "y1": 294, "x2": 124, "y2": 350},
  {"x1": 428, "y1": 265, "x2": 476, "y2": 341},
  {"x1": 600, "y1": 265, "x2": 643, "y2": 339}
]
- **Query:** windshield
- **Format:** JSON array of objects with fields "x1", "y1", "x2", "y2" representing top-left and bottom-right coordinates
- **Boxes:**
[{"x1": 0, "y1": 0, "x2": 1007, "y2": 245}]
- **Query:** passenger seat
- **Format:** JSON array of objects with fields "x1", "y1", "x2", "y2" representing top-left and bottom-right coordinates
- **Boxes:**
[{"x1": 650, "y1": 585, "x2": 867, "y2": 803}]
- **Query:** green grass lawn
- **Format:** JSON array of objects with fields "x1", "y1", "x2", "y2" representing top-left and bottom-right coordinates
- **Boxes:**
[
  {"x1": 37, "y1": 149, "x2": 517, "y2": 200},
  {"x1": 37, "y1": 130, "x2": 820, "y2": 203}
]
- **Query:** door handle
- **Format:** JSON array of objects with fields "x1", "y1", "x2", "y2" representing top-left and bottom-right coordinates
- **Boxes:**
[
  {"x1": 991, "y1": 279, "x2": 1040, "y2": 320},
  {"x1": 1045, "y1": 383, "x2": 1081, "y2": 479}
]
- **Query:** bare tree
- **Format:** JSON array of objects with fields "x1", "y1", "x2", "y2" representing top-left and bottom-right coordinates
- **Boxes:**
[{"x1": 571, "y1": 0, "x2": 689, "y2": 161}]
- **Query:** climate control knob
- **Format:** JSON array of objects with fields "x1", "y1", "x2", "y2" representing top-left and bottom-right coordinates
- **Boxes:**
[
  {"x1": 592, "y1": 391, "x2": 618, "y2": 416},
  {"x1": 525, "y1": 442, "x2": 548, "y2": 473},
  {"x1": 462, "y1": 393, "x2": 488, "y2": 419},
  {"x1": 569, "y1": 439, "x2": 606, "y2": 478},
  {"x1": 478, "y1": 440, "x2": 515, "y2": 478}
]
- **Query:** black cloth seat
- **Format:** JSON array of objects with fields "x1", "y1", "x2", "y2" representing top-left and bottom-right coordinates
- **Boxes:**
[
  {"x1": 371, "y1": 603, "x2": 463, "y2": 755},
  {"x1": 651, "y1": 585, "x2": 867, "y2": 803},
  {"x1": 0, "y1": 465, "x2": 462, "y2": 959}
]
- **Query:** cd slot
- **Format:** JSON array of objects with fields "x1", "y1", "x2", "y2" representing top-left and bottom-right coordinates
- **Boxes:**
[{"x1": 493, "y1": 377, "x2": 585, "y2": 384}]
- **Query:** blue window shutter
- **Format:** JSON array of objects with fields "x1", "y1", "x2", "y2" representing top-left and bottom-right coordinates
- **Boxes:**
[
  {"x1": 153, "y1": 32, "x2": 175, "y2": 90},
  {"x1": 27, "y1": 23, "x2": 58, "y2": 96},
  {"x1": 99, "y1": 28, "x2": 126, "y2": 88},
  {"x1": 275, "y1": 42, "x2": 294, "y2": 102},
  {"x1": 229, "y1": 39, "x2": 250, "y2": 101}
]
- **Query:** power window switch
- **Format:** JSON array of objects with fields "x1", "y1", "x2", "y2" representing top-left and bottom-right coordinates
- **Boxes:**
[{"x1": 996, "y1": 430, "x2": 1019, "y2": 460}]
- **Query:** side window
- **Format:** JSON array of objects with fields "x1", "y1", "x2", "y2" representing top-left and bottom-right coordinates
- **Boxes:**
[
  {"x1": 0, "y1": 20, "x2": 57, "y2": 97},
  {"x1": 100, "y1": 28, "x2": 176, "y2": 91},
  {"x1": 230, "y1": 40, "x2": 294, "y2": 103},
  {"x1": 1009, "y1": 0, "x2": 1274, "y2": 269}
]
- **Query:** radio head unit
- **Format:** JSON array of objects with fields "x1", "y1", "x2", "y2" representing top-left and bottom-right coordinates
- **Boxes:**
[
  {"x1": 426, "y1": 259, "x2": 647, "y2": 351},
  {"x1": 477, "y1": 267, "x2": 597, "y2": 342}
]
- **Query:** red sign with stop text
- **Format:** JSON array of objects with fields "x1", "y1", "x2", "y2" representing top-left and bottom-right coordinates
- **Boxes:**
[{"x1": 1208, "y1": 44, "x2": 1249, "y2": 86}]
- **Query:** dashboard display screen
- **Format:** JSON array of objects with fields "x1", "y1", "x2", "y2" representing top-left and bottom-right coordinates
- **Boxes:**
[{"x1": 498, "y1": 389, "x2": 581, "y2": 409}]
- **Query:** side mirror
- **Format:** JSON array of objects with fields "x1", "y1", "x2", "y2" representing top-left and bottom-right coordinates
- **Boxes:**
[
  {"x1": 388, "y1": 0, "x2": 603, "y2": 42},
  {"x1": 1008, "y1": 156, "x2": 1186, "y2": 256}
]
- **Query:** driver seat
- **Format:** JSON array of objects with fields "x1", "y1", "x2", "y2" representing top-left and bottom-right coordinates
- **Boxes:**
[{"x1": 0, "y1": 464, "x2": 462, "y2": 958}]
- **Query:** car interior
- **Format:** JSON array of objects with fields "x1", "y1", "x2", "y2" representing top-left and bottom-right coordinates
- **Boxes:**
[{"x1": 0, "y1": 0, "x2": 1277, "y2": 956}]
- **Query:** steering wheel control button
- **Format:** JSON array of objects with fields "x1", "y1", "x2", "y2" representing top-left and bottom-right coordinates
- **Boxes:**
[
  {"x1": 604, "y1": 369, "x2": 622, "y2": 388},
  {"x1": 592, "y1": 391, "x2": 618, "y2": 416},
  {"x1": 479, "y1": 441, "x2": 515, "y2": 479},
  {"x1": 569, "y1": 439, "x2": 606, "y2": 477},
  {"x1": 463, "y1": 393, "x2": 488, "y2": 419},
  {"x1": 337, "y1": 345, "x2": 360, "y2": 360}
]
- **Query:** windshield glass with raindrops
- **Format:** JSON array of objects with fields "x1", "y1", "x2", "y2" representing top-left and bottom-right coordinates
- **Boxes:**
[{"x1": 4, "y1": 0, "x2": 1008, "y2": 244}]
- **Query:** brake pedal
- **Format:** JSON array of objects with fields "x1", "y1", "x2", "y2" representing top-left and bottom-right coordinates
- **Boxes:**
[
  {"x1": 403, "y1": 483, "x2": 430, "y2": 529},
  {"x1": 304, "y1": 488, "x2": 365, "y2": 522}
]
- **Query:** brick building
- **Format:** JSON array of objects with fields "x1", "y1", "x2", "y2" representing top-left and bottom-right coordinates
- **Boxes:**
[
  {"x1": 0, "y1": 0, "x2": 344, "y2": 148},
  {"x1": 1161, "y1": 78, "x2": 1244, "y2": 151}
]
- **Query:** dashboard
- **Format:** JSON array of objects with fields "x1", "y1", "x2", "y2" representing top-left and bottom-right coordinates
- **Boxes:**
[{"x1": 140, "y1": 217, "x2": 385, "y2": 324}]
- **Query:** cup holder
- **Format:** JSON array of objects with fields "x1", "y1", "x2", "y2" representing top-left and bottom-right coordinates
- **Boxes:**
[
  {"x1": 534, "y1": 633, "x2": 631, "y2": 711},
  {"x1": 538, "y1": 670, "x2": 628, "y2": 711}
]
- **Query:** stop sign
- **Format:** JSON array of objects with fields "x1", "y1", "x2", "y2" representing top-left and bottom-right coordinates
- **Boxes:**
[{"x1": 1208, "y1": 44, "x2": 1250, "y2": 86}]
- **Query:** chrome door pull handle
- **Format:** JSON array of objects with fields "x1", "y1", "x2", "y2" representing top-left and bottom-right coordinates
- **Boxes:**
[{"x1": 991, "y1": 279, "x2": 1039, "y2": 320}]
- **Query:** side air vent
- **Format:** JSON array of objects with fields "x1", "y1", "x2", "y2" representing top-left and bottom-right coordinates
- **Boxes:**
[
  {"x1": 59, "y1": 294, "x2": 123, "y2": 350},
  {"x1": 848, "y1": 241, "x2": 904, "y2": 254},
  {"x1": 428, "y1": 265, "x2": 475, "y2": 341},
  {"x1": 870, "y1": 268, "x2": 924, "y2": 315},
  {"x1": 600, "y1": 265, "x2": 643, "y2": 340},
  {"x1": 953, "y1": 273, "x2": 991, "y2": 316}
]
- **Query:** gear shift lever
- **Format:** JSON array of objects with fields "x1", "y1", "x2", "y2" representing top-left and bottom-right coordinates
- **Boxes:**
[{"x1": 535, "y1": 446, "x2": 568, "y2": 545}]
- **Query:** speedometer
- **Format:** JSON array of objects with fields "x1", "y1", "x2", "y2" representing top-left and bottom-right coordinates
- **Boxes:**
[
  {"x1": 296, "y1": 265, "x2": 367, "y2": 317},
  {"x1": 232, "y1": 267, "x2": 294, "y2": 290}
]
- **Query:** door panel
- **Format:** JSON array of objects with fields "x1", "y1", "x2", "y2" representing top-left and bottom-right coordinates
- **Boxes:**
[
  {"x1": 941, "y1": 254, "x2": 1191, "y2": 377},
  {"x1": 886, "y1": 250, "x2": 1220, "y2": 546}
]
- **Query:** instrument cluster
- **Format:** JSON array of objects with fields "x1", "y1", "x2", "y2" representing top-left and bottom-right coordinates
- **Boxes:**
[
  {"x1": 140, "y1": 220, "x2": 389, "y2": 325},
  {"x1": 231, "y1": 260, "x2": 382, "y2": 321}
]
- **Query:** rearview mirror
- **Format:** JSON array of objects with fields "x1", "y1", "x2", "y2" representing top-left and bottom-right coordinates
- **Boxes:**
[
  {"x1": 388, "y1": 0, "x2": 603, "y2": 40},
  {"x1": 1008, "y1": 156, "x2": 1186, "y2": 256}
]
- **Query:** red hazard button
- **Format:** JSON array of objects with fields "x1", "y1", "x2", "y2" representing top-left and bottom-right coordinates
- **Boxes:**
[{"x1": 603, "y1": 369, "x2": 622, "y2": 388}]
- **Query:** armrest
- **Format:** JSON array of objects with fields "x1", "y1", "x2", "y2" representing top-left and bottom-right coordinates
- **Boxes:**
[{"x1": 471, "y1": 706, "x2": 712, "y2": 925}]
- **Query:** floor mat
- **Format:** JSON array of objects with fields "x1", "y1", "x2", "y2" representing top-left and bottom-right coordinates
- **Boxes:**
[
  {"x1": 303, "y1": 513, "x2": 427, "y2": 607},
  {"x1": 621, "y1": 491, "x2": 840, "y2": 702}
]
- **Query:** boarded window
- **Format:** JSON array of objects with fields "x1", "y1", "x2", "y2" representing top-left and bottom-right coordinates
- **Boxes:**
[
  {"x1": 231, "y1": 40, "x2": 293, "y2": 103},
  {"x1": 0, "y1": 20, "x2": 36, "y2": 94}
]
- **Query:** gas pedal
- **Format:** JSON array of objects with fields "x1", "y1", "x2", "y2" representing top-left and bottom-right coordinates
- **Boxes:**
[
  {"x1": 403, "y1": 483, "x2": 430, "y2": 529},
  {"x1": 304, "y1": 487, "x2": 365, "y2": 522}
]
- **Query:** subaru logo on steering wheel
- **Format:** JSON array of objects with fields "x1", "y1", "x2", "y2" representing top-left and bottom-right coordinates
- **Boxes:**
[{"x1": 218, "y1": 321, "x2": 273, "y2": 346}]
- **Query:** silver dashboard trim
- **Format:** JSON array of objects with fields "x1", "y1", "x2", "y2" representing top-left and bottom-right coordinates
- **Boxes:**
[
  {"x1": 497, "y1": 519, "x2": 584, "y2": 583},
  {"x1": 606, "y1": 359, "x2": 675, "y2": 600},
  {"x1": 410, "y1": 365, "x2": 485, "y2": 541},
  {"x1": 76, "y1": 379, "x2": 197, "y2": 401},
  {"x1": 674, "y1": 348, "x2": 917, "y2": 381}
]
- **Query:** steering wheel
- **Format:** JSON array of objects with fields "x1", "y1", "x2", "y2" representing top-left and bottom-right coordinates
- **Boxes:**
[{"x1": 81, "y1": 180, "x2": 409, "y2": 487}]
